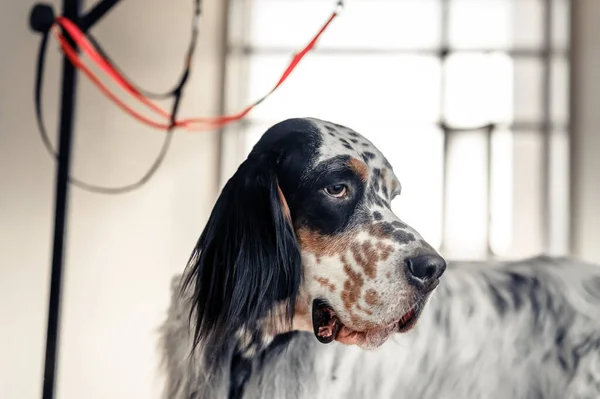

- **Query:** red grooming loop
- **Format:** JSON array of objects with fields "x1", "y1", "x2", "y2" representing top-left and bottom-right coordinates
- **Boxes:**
[{"x1": 51, "y1": 0, "x2": 344, "y2": 131}]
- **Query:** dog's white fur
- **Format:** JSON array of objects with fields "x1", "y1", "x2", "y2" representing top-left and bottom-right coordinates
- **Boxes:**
[{"x1": 160, "y1": 255, "x2": 600, "y2": 399}]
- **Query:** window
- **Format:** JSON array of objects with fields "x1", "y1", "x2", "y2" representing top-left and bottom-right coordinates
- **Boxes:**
[{"x1": 221, "y1": 0, "x2": 571, "y2": 261}]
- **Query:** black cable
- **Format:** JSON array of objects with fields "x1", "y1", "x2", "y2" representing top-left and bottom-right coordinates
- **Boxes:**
[
  {"x1": 86, "y1": 0, "x2": 200, "y2": 100},
  {"x1": 87, "y1": 34, "x2": 174, "y2": 99},
  {"x1": 33, "y1": 0, "x2": 201, "y2": 194}
]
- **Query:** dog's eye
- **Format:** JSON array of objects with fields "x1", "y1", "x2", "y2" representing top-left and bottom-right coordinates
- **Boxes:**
[{"x1": 324, "y1": 184, "x2": 347, "y2": 198}]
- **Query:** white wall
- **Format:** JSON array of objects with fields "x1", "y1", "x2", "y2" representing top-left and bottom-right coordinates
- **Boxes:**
[
  {"x1": 570, "y1": 0, "x2": 600, "y2": 264},
  {"x1": 0, "y1": 0, "x2": 226, "y2": 398}
]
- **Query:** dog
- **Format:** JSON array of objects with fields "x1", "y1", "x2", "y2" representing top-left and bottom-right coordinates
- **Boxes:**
[{"x1": 159, "y1": 117, "x2": 600, "y2": 399}]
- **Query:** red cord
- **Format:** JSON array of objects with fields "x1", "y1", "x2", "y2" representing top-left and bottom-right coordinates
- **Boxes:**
[
  {"x1": 57, "y1": 32, "x2": 174, "y2": 130},
  {"x1": 56, "y1": 18, "x2": 174, "y2": 122},
  {"x1": 52, "y1": 5, "x2": 341, "y2": 131}
]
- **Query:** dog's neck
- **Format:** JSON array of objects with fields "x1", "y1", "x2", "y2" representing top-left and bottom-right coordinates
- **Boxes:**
[
  {"x1": 258, "y1": 293, "x2": 314, "y2": 337},
  {"x1": 226, "y1": 299, "x2": 309, "y2": 399},
  {"x1": 227, "y1": 283, "x2": 457, "y2": 399}
]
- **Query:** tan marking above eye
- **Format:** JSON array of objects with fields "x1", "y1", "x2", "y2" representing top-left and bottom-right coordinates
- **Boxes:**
[{"x1": 347, "y1": 158, "x2": 369, "y2": 182}]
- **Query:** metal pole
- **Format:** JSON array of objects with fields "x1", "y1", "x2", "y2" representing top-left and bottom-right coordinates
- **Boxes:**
[
  {"x1": 41, "y1": 0, "x2": 81, "y2": 397},
  {"x1": 29, "y1": 1, "x2": 121, "y2": 397}
]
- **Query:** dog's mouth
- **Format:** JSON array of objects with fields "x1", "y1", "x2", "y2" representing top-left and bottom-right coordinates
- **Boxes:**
[{"x1": 311, "y1": 300, "x2": 421, "y2": 348}]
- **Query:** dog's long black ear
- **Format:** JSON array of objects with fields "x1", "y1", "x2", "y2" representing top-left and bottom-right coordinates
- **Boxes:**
[{"x1": 181, "y1": 151, "x2": 302, "y2": 352}]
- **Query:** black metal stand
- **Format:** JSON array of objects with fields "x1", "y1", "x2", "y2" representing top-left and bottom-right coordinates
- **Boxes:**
[{"x1": 29, "y1": 2, "x2": 122, "y2": 398}]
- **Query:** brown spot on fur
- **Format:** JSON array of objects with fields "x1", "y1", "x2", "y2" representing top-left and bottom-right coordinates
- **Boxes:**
[
  {"x1": 277, "y1": 185, "x2": 291, "y2": 224},
  {"x1": 315, "y1": 277, "x2": 336, "y2": 292},
  {"x1": 386, "y1": 271, "x2": 392, "y2": 280},
  {"x1": 391, "y1": 179, "x2": 399, "y2": 193},
  {"x1": 348, "y1": 158, "x2": 369, "y2": 182},
  {"x1": 368, "y1": 223, "x2": 388, "y2": 239},
  {"x1": 361, "y1": 242, "x2": 379, "y2": 279},
  {"x1": 341, "y1": 256, "x2": 364, "y2": 314},
  {"x1": 350, "y1": 240, "x2": 394, "y2": 279},
  {"x1": 350, "y1": 243, "x2": 372, "y2": 278},
  {"x1": 364, "y1": 289, "x2": 381, "y2": 306},
  {"x1": 376, "y1": 242, "x2": 393, "y2": 261},
  {"x1": 297, "y1": 227, "x2": 398, "y2": 270}
]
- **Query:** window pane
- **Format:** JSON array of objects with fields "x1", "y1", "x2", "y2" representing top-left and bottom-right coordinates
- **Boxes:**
[
  {"x1": 547, "y1": 128, "x2": 570, "y2": 256},
  {"x1": 246, "y1": 0, "x2": 441, "y2": 50},
  {"x1": 489, "y1": 128, "x2": 514, "y2": 256},
  {"x1": 225, "y1": 0, "x2": 572, "y2": 261},
  {"x1": 351, "y1": 122, "x2": 445, "y2": 250},
  {"x1": 246, "y1": 54, "x2": 441, "y2": 124},
  {"x1": 443, "y1": 129, "x2": 490, "y2": 259},
  {"x1": 552, "y1": 0, "x2": 570, "y2": 51},
  {"x1": 511, "y1": 0, "x2": 545, "y2": 49},
  {"x1": 510, "y1": 131, "x2": 544, "y2": 257},
  {"x1": 514, "y1": 58, "x2": 543, "y2": 122},
  {"x1": 444, "y1": 53, "x2": 513, "y2": 126},
  {"x1": 449, "y1": 0, "x2": 543, "y2": 49},
  {"x1": 551, "y1": 57, "x2": 569, "y2": 125}
]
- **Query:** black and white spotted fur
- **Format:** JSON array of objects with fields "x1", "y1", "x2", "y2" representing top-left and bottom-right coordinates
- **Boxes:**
[{"x1": 158, "y1": 118, "x2": 600, "y2": 399}]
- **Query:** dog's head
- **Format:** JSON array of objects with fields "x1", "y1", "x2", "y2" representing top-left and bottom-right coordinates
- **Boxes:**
[{"x1": 183, "y1": 117, "x2": 445, "y2": 355}]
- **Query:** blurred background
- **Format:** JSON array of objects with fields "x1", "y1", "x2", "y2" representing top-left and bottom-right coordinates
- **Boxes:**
[{"x1": 0, "y1": 0, "x2": 598, "y2": 398}]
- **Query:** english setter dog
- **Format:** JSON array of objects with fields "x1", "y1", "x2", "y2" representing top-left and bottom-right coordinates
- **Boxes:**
[{"x1": 159, "y1": 117, "x2": 600, "y2": 399}]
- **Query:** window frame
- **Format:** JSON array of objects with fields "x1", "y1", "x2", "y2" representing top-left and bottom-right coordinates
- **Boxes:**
[{"x1": 220, "y1": 0, "x2": 571, "y2": 260}]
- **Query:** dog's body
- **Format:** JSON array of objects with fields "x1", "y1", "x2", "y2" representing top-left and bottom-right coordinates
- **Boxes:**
[
  {"x1": 161, "y1": 255, "x2": 600, "y2": 399},
  {"x1": 158, "y1": 118, "x2": 600, "y2": 398}
]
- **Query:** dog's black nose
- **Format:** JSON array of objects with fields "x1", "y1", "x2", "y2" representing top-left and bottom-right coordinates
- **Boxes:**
[{"x1": 405, "y1": 254, "x2": 446, "y2": 289}]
